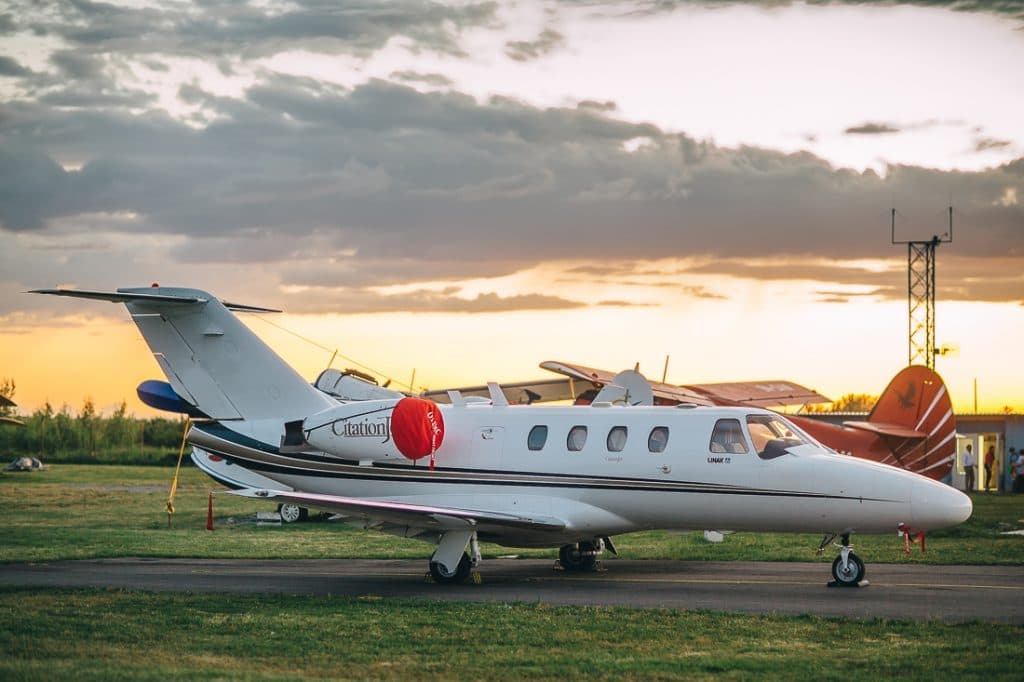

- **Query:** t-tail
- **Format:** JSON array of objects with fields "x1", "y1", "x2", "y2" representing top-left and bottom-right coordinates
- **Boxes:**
[
  {"x1": 845, "y1": 366, "x2": 957, "y2": 479},
  {"x1": 31, "y1": 286, "x2": 335, "y2": 422}
]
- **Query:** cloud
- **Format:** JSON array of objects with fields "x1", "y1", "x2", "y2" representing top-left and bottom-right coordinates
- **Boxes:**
[
  {"x1": 614, "y1": 1, "x2": 1024, "y2": 23},
  {"x1": 578, "y1": 100, "x2": 617, "y2": 113},
  {"x1": 505, "y1": 28, "x2": 566, "y2": 61},
  {"x1": 0, "y1": 52, "x2": 1021, "y2": 310},
  {"x1": 282, "y1": 288, "x2": 589, "y2": 314},
  {"x1": 845, "y1": 122, "x2": 900, "y2": 135},
  {"x1": 389, "y1": 70, "x2": 454, "y2": 87},
  {"x1": 16, "y1": 0, "x2": 499, "y2": 61},
  {"x1": 975, "y1": 137, "x2": 1012, "y2": 152},
  {"x1": 0, "y1": 56, "x2": 31, "y2": 77}
]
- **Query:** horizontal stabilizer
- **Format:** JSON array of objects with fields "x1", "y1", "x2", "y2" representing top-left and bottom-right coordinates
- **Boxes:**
[
  {"x1": 229, "y1": 488, "x2": 566, "y2": 533},
  {"x1": 30, "y1": 288, "x2": 206, "y2": 305},
  {"x1": 843, "y1": 421, "x2": 926, "y2": 440},
  {"x1": 30, "y1": 288, "x2": 281, "y2": 313}
]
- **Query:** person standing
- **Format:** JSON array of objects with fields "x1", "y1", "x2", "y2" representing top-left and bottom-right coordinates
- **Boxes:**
[
  {"x1": 963, "y1": 444, "x2": 976, "y2": 493},
  {"x1": 1014, "y1": 450, "x2": 1024, "y2": 493},
  {"x1": 1009, "y1": 448, "x2": 1020, "y2": 492},
  {"x1": 984, "y1": 445, "x2": 996, "y2": 491}
]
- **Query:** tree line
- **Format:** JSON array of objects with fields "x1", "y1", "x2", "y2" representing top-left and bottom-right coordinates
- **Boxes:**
[{"x1": 1, "y1": 379, "x2": 186, "y2": 465}]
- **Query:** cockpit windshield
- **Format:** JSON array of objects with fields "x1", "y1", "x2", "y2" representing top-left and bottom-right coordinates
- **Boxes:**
[{"x1": 745, "y1": 414, "x2": 810, "y2": 460}]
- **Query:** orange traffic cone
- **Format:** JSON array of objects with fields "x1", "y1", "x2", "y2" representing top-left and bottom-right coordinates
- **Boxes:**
[{"x1": 206, "y1": 492, "x2": 214, "y2": 531}]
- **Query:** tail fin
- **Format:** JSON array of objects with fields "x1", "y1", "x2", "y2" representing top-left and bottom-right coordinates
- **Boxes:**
[
  {"x1": 32, "y1": 286, "x2": 334, "y2": 421},
  {"x1": 846, "y1": 366, "x2": 956, "y2": 479}
]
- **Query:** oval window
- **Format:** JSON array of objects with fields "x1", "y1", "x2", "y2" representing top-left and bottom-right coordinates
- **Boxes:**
[
  {"x1": 648, "y1": 426, "x2": 669, "y2": 453},
  {"x1": 607, "y1": 426, "x2": 628, "y2": 452},
  {"x1": 528, "y1": 425, "x2": 548, "y2": 451},
  {"x1": 567, "y1": 425, "x2": 588, "y2": 452}
]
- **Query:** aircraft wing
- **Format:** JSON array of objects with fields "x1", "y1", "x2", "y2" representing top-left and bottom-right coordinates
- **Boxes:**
[
  {"x1": 540, "y1": 361, "x2": 713, "y2": 405},
  {"x1": 0, "y1": 416, "x2": 24, "y2": 426},
  {"x1": 229, "y1": 488, "x2": 567, "y2": 533},
  {"x1": 684, "y1": 380, "x2": 831, "y2": 407},
  {"x1": 422, "y1": 378, "x2": 576, "y2": 405}
]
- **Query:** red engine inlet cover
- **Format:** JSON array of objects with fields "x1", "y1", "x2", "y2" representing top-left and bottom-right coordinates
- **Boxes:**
[{"x1": 391, "y1": 397, "x2": 445, "y2": 461}]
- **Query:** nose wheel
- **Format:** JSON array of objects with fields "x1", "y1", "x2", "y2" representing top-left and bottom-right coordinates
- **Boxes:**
[{"x1": 827, "y1": 534, "x2": 868, "y2": 587}]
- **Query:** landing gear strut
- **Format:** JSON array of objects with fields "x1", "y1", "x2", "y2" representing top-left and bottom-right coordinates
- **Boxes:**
[{"x1": 828, "y1": 533, "x2": 866, "y2": 587}]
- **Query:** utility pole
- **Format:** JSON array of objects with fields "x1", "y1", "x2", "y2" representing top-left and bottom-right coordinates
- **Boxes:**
[{"x1": 891, "y1": 207, "x2": 953, "y2": 369}]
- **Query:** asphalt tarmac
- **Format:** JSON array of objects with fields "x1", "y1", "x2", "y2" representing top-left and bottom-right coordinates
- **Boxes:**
[{"x1": 2, "y1": 558, "x2": 1021, "y2": 623}]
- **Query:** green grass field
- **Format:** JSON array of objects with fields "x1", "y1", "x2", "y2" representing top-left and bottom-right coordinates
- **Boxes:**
[
  {"x1": 2, "y1": 464, "x2": 1022, "y2": 565},
  {"x1": 2, "y1": 465, "x2": 1023, "y2": 680},
  {"x1": 1, "y1": 589, "x2": 1020, "y2": 681}
]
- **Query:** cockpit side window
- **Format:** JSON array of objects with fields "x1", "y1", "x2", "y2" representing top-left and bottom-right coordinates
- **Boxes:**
[
  {"x1": 745, "y1": 414, "x2": 808, "y2": 459},
  {"x1": 709, "y1": 419, "x2": 749, "y2": 454}
]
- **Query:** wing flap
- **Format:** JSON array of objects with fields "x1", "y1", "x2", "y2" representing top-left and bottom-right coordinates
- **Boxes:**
[{"x1": 229, "y1": 488, "x2": 567, "y2": 532}]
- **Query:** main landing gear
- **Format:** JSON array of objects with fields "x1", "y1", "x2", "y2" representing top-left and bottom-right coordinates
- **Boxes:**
[
  {"x1": 820, "y1": 533, "x2": 867, "y2": 587},
  {"x1": 558, "y1": 537, "x2": 615, "y2": 572},
  {"x1": 427, "y1": 529, "x2": 481, "y2": 585}
]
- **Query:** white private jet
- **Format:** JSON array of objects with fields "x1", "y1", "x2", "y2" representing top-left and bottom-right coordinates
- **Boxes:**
[{"x1": 33, "y1": 286, "x2": 972, "y2": 586}]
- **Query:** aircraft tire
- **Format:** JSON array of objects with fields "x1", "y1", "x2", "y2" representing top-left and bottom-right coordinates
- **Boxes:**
[
  {"x1": 831, "y1": 552, "x2": 866, "y2": 586},
  {"x1": 278, "y1": 503, "x2": 308, "y2": 524},
  {"x1": 429, "y1": 552, "x2": 472, "y2": 584},
  {"x1": 559, "y1": 543, "x2": 598, "y2": 572}
]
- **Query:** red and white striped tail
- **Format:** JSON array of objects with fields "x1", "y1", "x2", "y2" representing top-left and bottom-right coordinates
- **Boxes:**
[{"x1": 870, "y1": 366, "x2": 957, "y2": 480}]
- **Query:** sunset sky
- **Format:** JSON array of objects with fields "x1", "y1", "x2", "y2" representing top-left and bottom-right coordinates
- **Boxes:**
[{"x1": 1, "y1": 0, "x2": 1022, "y2": 416}]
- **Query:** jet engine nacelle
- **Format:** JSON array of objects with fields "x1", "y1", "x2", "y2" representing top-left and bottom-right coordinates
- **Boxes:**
[{"x1": 302, "y1": 397, "x2": 445, "y2": 464}]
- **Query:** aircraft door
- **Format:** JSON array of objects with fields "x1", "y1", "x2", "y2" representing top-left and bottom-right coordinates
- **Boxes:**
[{"x1": 472, "y1": 426, "x2": 505, "y2": 467}]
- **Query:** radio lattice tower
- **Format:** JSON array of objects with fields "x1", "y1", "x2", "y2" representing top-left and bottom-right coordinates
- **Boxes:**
[{"x1": 890, "y1": 207, "x2": 953, "y2": 370}]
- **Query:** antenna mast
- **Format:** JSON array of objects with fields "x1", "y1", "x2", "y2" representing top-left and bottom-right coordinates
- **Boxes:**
[{"x1": 890, "y1": 207, "x2": 953, "y2": 370}]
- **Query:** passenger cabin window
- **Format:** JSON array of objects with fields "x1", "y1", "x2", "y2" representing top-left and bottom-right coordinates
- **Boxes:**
[
  {"x1": 606, "y1": 426, "x2": 627, "y2": 452},
  {"x1": 648, "y1": 426, "x2": 669, "y2": 453},
  {"x1": 745, "y1": 414, "x2": 808, "y2": 459},
  {"x1": 567, "y1": 425, "x2": 588, "y2": 452},
  {"x1": 709, "y1": 419, "x2": 749, "y2": 454},
  {"x1": 528, "y1": 425, "x2": 548, "y2": 451}
]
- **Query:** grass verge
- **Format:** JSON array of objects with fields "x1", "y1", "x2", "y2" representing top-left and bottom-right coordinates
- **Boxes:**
[
  {"x1": 1, "y1": 588, "x2": 1020, "y2": 681},
  {"x1": 2, "y1": 465, "x2": 1022, "y2": 565}
]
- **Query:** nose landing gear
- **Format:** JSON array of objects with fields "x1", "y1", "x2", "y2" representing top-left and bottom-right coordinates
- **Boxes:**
[{"x1": 826, "y1": 533, "x2": 868, "y2": 587}]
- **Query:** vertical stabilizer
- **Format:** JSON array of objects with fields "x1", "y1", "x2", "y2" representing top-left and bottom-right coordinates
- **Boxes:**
[
  {"x1": 867, "y1": 365, "x2": 957, "y2": 477},
  {"x1": 34, "y1": 286, "x2": 334, "y2": 421}
]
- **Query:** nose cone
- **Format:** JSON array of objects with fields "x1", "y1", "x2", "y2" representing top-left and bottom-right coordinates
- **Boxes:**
[{"x1": 911, "y1": 478, "x2": 973, "y2": 530}]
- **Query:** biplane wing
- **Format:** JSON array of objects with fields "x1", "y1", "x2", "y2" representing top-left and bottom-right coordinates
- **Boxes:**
[{"x1": 684, "y1": 380, "x2": 831, "y2": 408}]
